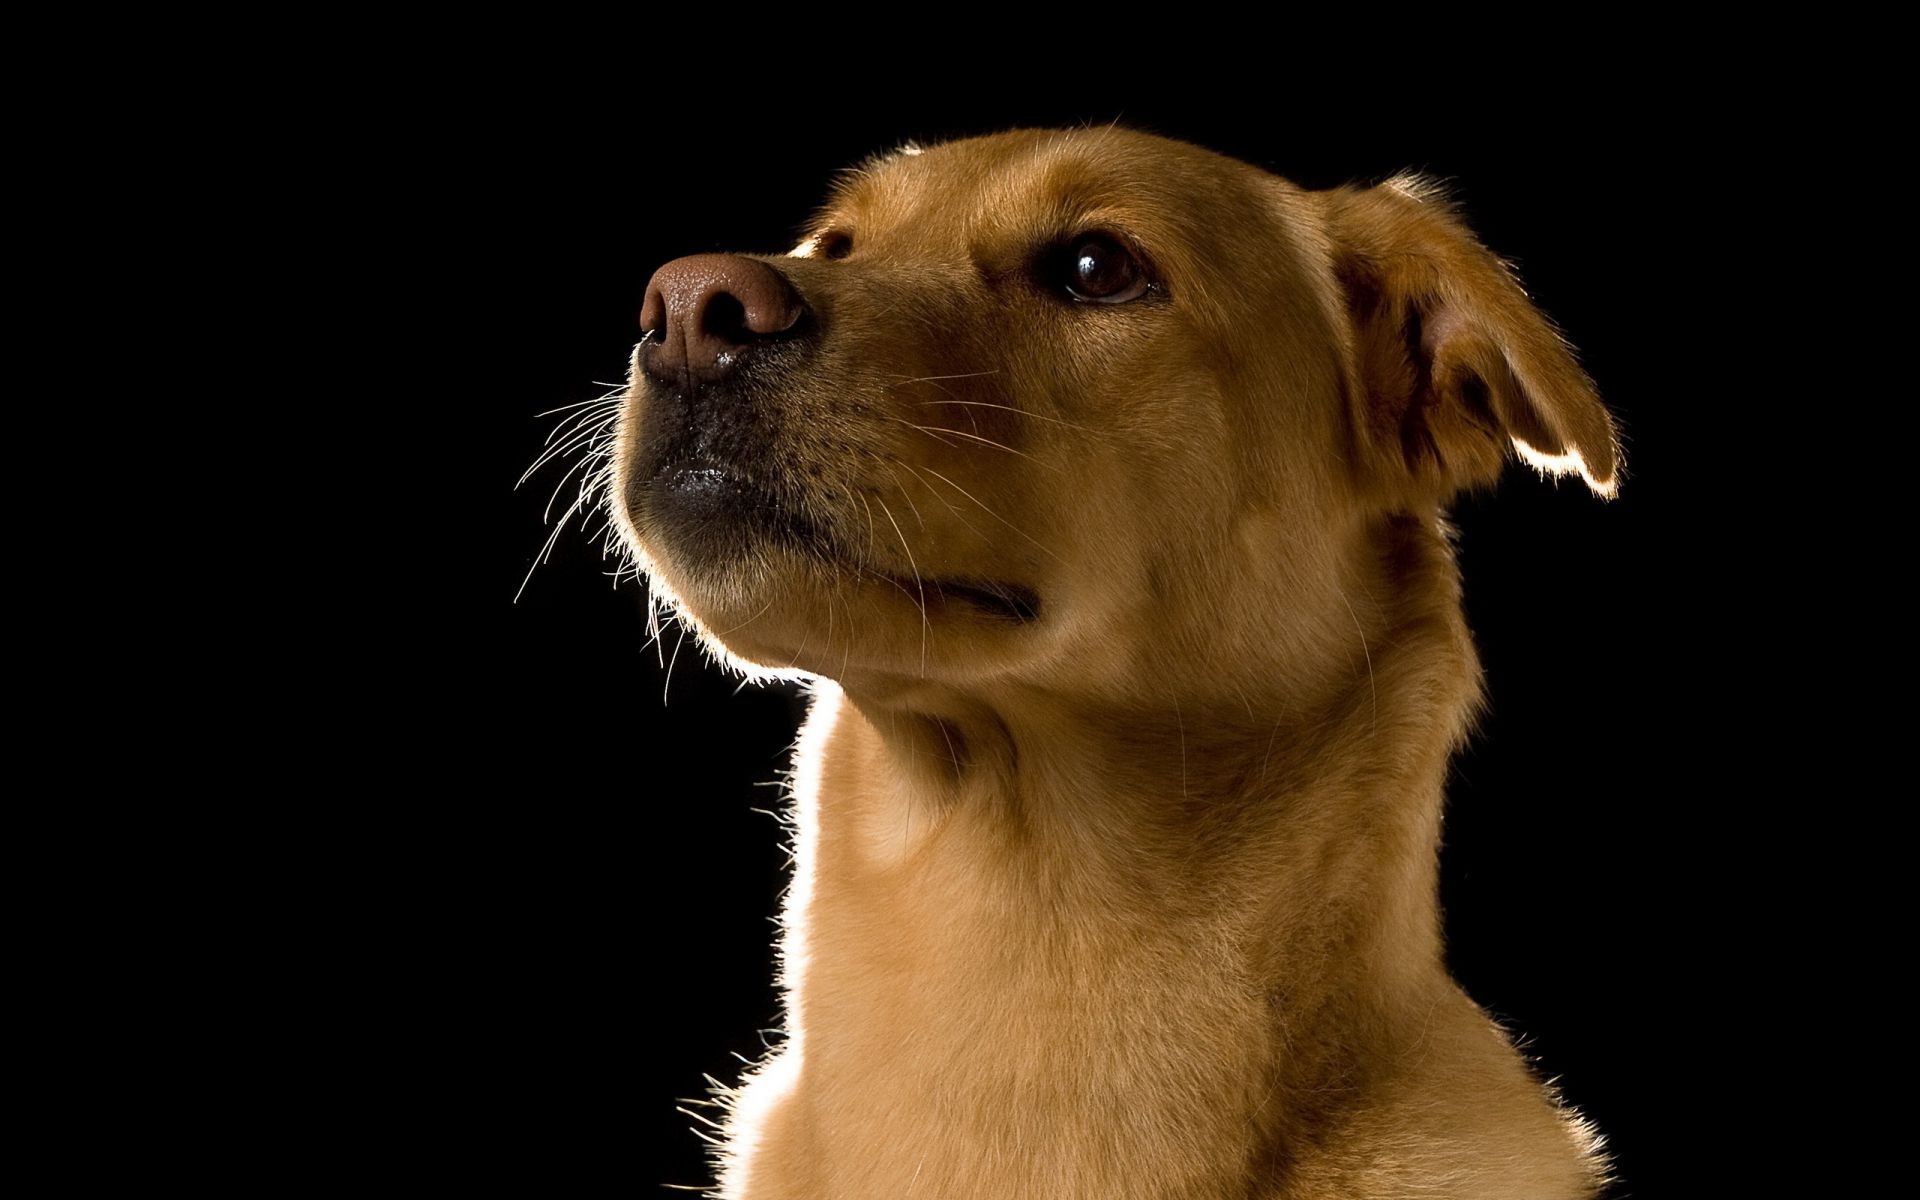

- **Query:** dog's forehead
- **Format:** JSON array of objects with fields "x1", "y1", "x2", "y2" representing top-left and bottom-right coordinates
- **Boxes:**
[{"x1": 819, "y1": 127, "x2": 1280, "y2": 242}]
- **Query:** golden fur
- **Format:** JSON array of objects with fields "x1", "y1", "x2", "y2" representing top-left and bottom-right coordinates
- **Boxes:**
[{"x1": 609, "y1": 126, "x2": 1621, "y2": 1199}]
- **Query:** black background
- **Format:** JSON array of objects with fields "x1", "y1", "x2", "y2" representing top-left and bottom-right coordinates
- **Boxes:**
[{"x1": 450, "y1": 70, "x2": 1766, "y2": 1197}]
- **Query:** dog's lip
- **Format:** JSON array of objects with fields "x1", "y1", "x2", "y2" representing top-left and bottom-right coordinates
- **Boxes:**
[
  {"x1": 646, "y1": 455, "x2": 786, "y2": 515},
  {"x1": 652, "y1": 455, "x2": 752, "y2": 488},
  {"x1": 877, "y1": 572, "x2": 1042, "y2": 623}
]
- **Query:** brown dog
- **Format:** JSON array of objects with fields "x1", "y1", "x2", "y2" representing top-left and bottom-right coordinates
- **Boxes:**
[{"x1": 606, "y1": 126, "x2": 1621, "y2": 1199}]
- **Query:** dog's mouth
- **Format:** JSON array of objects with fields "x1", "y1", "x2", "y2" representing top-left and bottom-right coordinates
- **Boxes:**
[
  {"x1": 633, "y1": 454, "x2": 1043, "y2": 625},
  {"x1": 636, "y1": 456, "x2": 824, "y2": 556},
  {"x1": 880, "y1": 575, "x2": 1043, "y2": 623}
]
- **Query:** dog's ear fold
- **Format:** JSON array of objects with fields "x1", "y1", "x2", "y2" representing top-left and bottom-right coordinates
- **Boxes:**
[{"x1": 1319, "y1": 173, "x2": 1621, "y2": 505}]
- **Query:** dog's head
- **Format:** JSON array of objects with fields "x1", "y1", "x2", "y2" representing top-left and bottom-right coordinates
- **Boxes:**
[{"x1": 611, "y1": 127, "x2": 1618, "y2": 706}]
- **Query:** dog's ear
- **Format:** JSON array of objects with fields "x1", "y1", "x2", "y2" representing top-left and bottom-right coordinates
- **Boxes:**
[{"x1": 1318, "y1": 173, "x2": 1621, "y2": 506}]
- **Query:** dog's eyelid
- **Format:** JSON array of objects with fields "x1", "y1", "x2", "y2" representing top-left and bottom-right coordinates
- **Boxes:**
[
  {"x1": 1065, "y1": 223, "x2": 1151, "y2": 259},
  {"x1": 790, "y1": 227, "x2": 854, "y2": 259}
]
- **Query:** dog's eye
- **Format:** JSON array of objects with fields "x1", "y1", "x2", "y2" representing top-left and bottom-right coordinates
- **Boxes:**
[
  {"x1": 818, "y1": 231, "x2": 853, "y2": 260},
  {"x1": 1064, "y1": 234, "x2": 1151, "y2": 304}
]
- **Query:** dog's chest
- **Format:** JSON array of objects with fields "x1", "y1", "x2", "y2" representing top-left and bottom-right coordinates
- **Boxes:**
[{"x1": 727, "y1": 796, "x2": 1275, "y2": 1198}]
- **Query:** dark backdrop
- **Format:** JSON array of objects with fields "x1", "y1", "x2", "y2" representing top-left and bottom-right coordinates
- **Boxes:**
[{"x1": 456, "y1": 76, "x2": 1750, "y2": 1196}]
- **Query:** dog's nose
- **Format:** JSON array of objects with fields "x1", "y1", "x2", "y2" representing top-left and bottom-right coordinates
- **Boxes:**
[{"x1": 639, "y1": 254, "x2": 808, "y2": 383}]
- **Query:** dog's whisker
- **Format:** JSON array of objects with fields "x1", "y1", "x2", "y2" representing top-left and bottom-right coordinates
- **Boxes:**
[
  {"x1": 915, "y1": 466, "x2": 1067, "y2": 566},
  {"x1": 839, "y1": 582, "x2": 855, "y2": 681},
  {"x1": 541, "y1": 439, "x2": 615, "y2": 523},
  {"x1": 879, "y1": 463, "x2": 928, "y2": 530},
  {"x1": 713, "y1": 595, "x2": 777, "y2": 639},
  {"x1": 880, "y1": 372, "x2": 998, "y2": 428},
  {"x1": 1335, "y1": 588, "x2": 1379, "y2": 734},
  {"x1": 519, "y1": 410, "x2": 620, "y2": 487},
  {"x1": 568, "y1": 465, "x2": 614, "y2": 538},
  {"x1": 884, "y1": 376, "x2": 976, "y2": 433},
  {"x1": 855, "y1": 491, "x2": 880, "y2": 562},
  {"x1": 880, "y1": 414, "x2": 961, "y2": 449},
  {"x1": 645, "y1": 585, "x2": 667, "y2": 668},
  {"x1": 876, "y1": 496, "x2": 931, "y2": 676},
  {"x1": 514, "y1": 486, "x2": 589, "y2": 603},
  {"x1": 531, "y1": 391, "x2": 625, "y2": 420},
  {"x1": 555, "y1": 407, "x2": 623, "y2": 452},
  {"x1": 882, "y1": 416, "x2": 1060, "y2": 471},
  {"x1": 914, "y1": 398, "x2": 1106, "y2": 437},
  {"x1": 882, "y1": 369, "x2": 1003, "y2": 385},
  {"x1": 537, "y1": 397, "x2": 622, "y2": 448},
  {"x1": 522, "y1": 423, "x2": 598, "y2": 485},
  {"x1": 661, "y1": 620, "x2": 689, "y2": 705},
  {"x1": 637, "y1": 613, "x2": 666, "y2": 659},
  {"x1": 854, "y1": 560, "x2": 939, "y2": 626},
  {"x1": 907, "y1": 423, "x2": 1056, "y2": 469},
  {"x1": 782, "y1": 585, "x2": 820, "y2": 671},
  {"x1": 889, "y1": 458, "x2": 974, "y2": 527}
]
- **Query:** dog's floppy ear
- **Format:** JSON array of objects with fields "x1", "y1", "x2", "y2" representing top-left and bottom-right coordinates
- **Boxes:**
[{"x1": 1319, "y1": 173, "x2": 1621, "y2": 506}]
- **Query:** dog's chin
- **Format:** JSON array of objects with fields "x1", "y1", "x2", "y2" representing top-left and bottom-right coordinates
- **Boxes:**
[{"x1": 626, "y1": 460, "x2": 1045, "y2": 680}]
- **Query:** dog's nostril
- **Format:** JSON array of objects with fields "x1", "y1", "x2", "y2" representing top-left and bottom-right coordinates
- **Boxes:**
[{"x1": 702, "y1": 292, "x2": 751, "y2": 345}]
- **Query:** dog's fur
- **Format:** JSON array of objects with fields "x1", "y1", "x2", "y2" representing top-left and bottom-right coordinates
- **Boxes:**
[{"x1": 608, "y1": 126, "x2": 1621, "y2": 1199}]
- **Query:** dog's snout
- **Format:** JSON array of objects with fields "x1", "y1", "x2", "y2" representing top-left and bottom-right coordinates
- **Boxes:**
[{"x1": 640, "y1": 254, "x2": 808, "y2": 383}]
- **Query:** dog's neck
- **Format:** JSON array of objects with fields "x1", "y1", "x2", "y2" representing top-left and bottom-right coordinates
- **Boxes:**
[
  {"x1": 826, "y1": 607, "x2": 1470, "y2": 993},
  {"x1": 746, "y1": 514, "x2": 1503, "y2": 1194},
  {"x1": 826, "y1": 679, "x2": 1455, "y2": 1008}
]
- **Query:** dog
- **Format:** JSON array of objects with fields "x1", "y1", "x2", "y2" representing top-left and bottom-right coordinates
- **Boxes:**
[{"x1": 604, "y1": 126, "x2": 1622, "y2": 1199}]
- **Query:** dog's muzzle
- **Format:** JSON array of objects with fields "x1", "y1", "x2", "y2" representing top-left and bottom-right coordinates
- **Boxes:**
[{"x1": 628, "y1": 254, "x2": 819, "y2": 564}]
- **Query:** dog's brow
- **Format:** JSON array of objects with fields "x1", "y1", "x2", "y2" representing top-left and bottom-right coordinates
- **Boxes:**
[
  {"x1": 820, "y1": 173, "x2": 863, "y2": 214},
  {"x1": 818, "y1": 141, "x2": 933, "y2": 220},
  {"x1": 811, "y1": 170, "x2": 880, "y2": 232}
]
